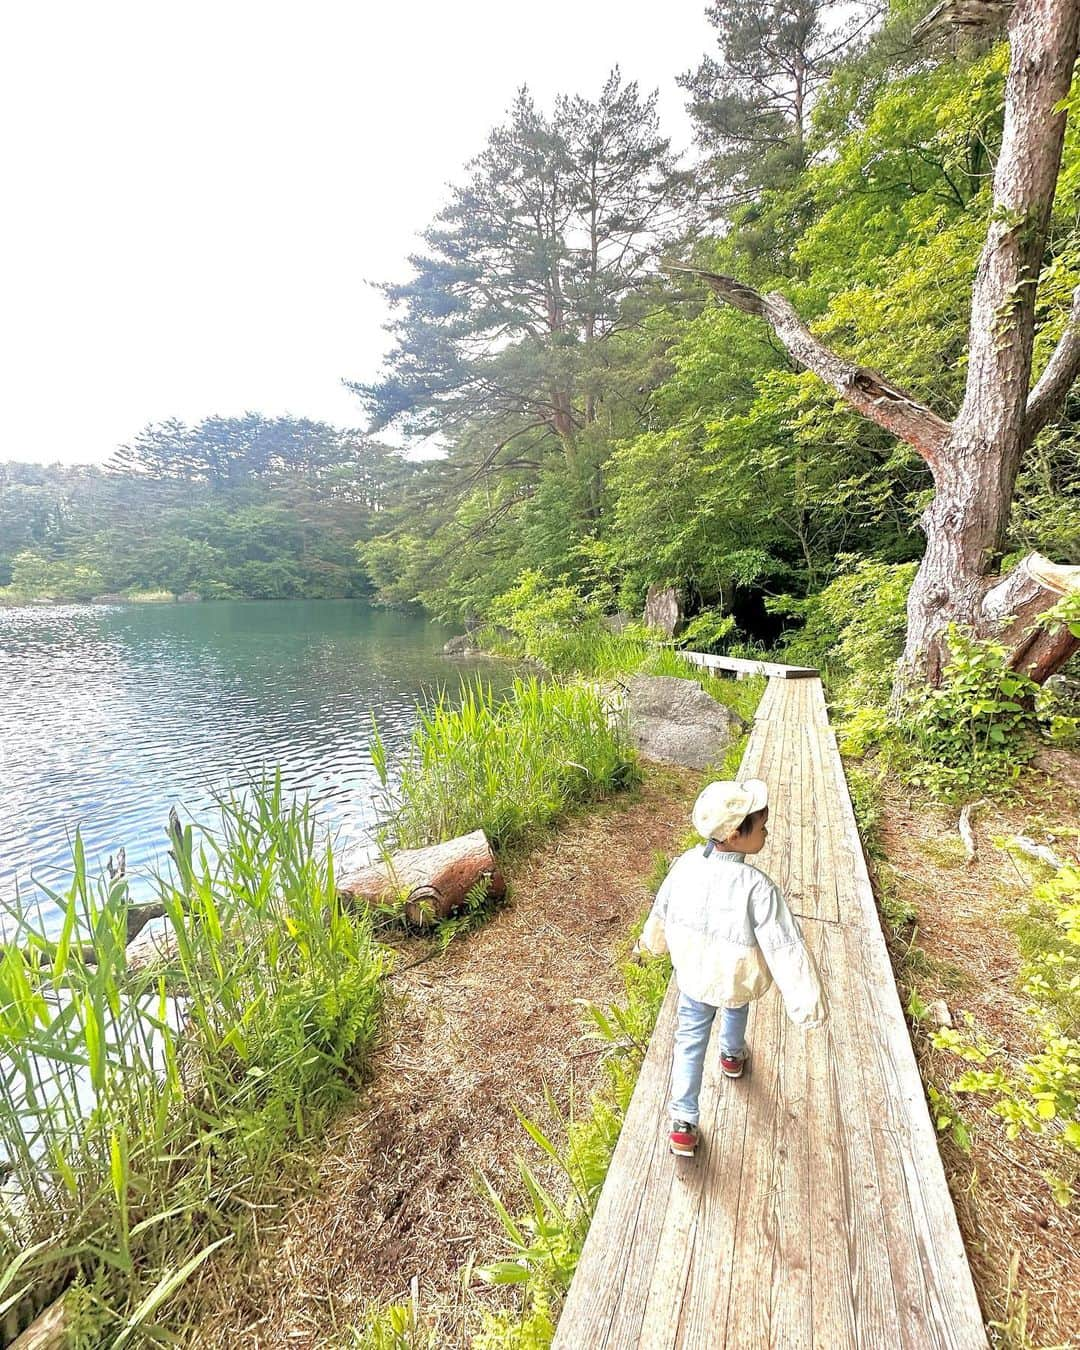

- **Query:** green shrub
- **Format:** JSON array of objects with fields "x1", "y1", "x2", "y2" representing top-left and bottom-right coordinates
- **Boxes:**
[
  {"x1": 487, "y1": 572, "x2": 609, "y2": 674},
  {"x1": 772, "y1": 558, "x2": 916, "y2": 717},
  {"x1": 676, "y1": 608, "x2": 736, "y2": 654},
  {"x1": 904, "y1": 626, "x2": 1040, "y2": 801}
]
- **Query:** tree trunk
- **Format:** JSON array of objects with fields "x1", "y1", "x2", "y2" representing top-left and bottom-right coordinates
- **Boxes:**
[
  {"x1": 667, "y1": 0, "x2": 1080, "y2": 696},
  {"x1": 898, "y1": 0, "x2": 1080, "y2": 687},
  {"x1": 337, "y1": 829, "x2": 505, "y2": 926},
  {"x1": 982, "y1": 554, "x2": 1080, "y2": 680}
]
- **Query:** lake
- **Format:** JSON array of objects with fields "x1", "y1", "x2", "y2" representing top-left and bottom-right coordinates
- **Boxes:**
[{"x1": 0, "y1": 600, "x2": 505, "y2": 938}]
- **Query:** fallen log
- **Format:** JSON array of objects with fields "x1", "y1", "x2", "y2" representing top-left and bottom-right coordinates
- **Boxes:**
[
  {"x1": 8, "y1": 1296, "x2": 68, "y2": 1350},
  {"x1": 338, "y1": 829, "x2": 505, "y2": 926}
]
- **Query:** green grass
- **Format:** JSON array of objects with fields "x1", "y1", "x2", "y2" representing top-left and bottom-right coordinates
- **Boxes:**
[
  {"x1": 0, "y1": 778, "x2": 388, "y2": 1344},
  {"x1": 372, "y1": 676, "x2": 640, "y2": 853},
  {"x1": 486, "y1": 623, "x2": 763, "y2": 719}
]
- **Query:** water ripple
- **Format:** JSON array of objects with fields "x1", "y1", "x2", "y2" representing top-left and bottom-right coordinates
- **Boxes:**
[{"x1": 0, "y1": 600, "x2": 508, "y2": 938}]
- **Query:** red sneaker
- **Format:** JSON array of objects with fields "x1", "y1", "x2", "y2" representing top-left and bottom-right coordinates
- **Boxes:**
[
  {"x1": 669, "y1": 1120, "x2": 698, "y2": 1156},
  {"x1": 720, "y1": 1051, "x2": 747, "y2": 1079}
]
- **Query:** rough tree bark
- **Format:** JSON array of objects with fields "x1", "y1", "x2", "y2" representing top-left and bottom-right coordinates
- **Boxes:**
[{"x1": 666, "y1": 0, "x2": 1080, "y2": 693}]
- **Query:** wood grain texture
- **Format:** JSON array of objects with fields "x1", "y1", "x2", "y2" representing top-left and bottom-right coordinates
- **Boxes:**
[{"x1": 554, "y1": 677, "x2": 987, "y2": 1349}]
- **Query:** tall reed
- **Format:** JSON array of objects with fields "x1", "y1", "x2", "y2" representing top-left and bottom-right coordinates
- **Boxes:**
[
  {"x1": 0, "y1": 779, "x2": 387, "y2": 1343},
  {"x1": 373, "y1": 677, "x2": 639, "y2": 852}
]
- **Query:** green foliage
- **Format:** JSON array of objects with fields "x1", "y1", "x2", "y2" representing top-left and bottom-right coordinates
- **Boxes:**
[
  {"x1": 0, "y1": 417, "x2": 403, "y2": 605},
  {"x1": 0, "y1": 781, "x2": 388, "y2": 1340},
  {"x1": 947, "y1": 858, "x2": 1080, "y2": 1206},
  {"x1": 378, "y1": 678, "x2": 639, "y2": 854},
  {"x1": 488, "y1": 573, "x2": 609, "y2": 674},
  {"x1": 775, "y1": 558, "x2": 917, "y2": 717},
  {"x1": 677, "y1": 607, "x2": 736, "y2": 653},
  {"x1": 479, "y1": 572, "x2": 764, "y2": 724},
  {"x1": 475, "y1": 955, "x2": 671, "y2": 1345},
  {"x1": 347, "y1": 1303, "x2": 435, "y2": 1349},
  {"x1": 904, "y1": 627, "x2": 1040, "y2": 801}
]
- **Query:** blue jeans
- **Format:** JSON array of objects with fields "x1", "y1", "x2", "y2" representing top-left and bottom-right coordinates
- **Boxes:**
[{"x1": 669, "y1": 992, "x2": 749, "y2": 1126}]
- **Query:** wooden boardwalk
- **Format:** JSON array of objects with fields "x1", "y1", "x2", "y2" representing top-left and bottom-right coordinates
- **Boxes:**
[{"x1": 553, "y1": 676, "x2": 987, "y2": 1349}]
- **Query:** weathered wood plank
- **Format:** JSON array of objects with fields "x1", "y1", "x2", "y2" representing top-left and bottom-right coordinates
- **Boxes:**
[
  {"x1": 683, "y1": 652, "x2": 819, "y2": 680},
  {"x1": 724, "y1": 988, "x2": 812, "y2": 1350},
  {"x1": 669, "y1": 1011, "x2": 755, "y2": 1349}
]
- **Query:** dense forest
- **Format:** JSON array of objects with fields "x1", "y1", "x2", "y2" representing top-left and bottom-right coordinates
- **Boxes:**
[
  {"x1": 352, "y1": 0, "x2": 1080, "y2": 684},
  {"x1": 0, "y1": 416, "x2": 410, "y2": 601},
  {"x1": 4, "y1": 0, "x2": 1079, "y2": 676}
]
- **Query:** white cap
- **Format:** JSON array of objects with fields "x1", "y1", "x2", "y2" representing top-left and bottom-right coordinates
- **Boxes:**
[{"x1": 692, "y1": 778, "x2": 769, "y2": 842}]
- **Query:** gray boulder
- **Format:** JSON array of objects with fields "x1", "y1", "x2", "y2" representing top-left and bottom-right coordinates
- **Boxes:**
[
  {"x1": 602, "y1": 611, "x2": 632, "y2": 634},
  {"x1": 626, "y1": 674, "x2": 746, "y2": 770},
  {"x1": 177, "y1": 591, "x2": 201, "y2": 603},
  {"x1": 643, "y1": 585, "x2": 684, "y2": 637}
]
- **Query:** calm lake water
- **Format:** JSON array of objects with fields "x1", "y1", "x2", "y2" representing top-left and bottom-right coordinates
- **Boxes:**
[{"x1": 0, "y1": 600, "x2": 505, "y2": 938}]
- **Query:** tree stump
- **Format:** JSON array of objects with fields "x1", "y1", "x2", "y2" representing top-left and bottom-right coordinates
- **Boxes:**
[
  {"x1": 981, "y1": 552, "x2": 1080, "y2": 682},
  {"x1": 338, "y1": 830, "x2": 505, "y2": 925},
  {"x1": 8, "y1": 1297, "x2": 68, "y2": 1350}
]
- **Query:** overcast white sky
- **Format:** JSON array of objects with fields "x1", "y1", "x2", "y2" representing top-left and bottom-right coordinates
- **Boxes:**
[{"x1": 1, "y1": 2, "x2": 714, "y2": 466}]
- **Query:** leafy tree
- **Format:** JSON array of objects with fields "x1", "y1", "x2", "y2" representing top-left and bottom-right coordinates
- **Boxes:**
[
  {"x1": 353, "y1": 73, "x2": 678, "y2": 521},
  {"x1": 673, "y1": 0, "x2": 1080, "y2": 690},
  {"x1": 681, "y1": 0, "x2": 882, "y2": 210}
]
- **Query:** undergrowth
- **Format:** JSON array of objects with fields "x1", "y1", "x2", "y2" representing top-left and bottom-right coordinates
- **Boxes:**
[
  {"x1": 479, "y1": 571, "x2": 764, "y2": 724},
  {"x1": 0, "y1": 780, "x2": 388, "y2": 1344},
  {"x1": 472, "y1": 954, "x2": 672, "y2": 1347},
  {"x1": 372, "y1": 676, "x2": 639, "y2": 854},
  {"x1": 942, "y1": 852, "x2": 1080, "y2": 1208}
]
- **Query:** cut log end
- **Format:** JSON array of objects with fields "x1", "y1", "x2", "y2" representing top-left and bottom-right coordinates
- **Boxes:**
[{"x1": 981, "y1": 552, "x2": 1080, "y2": 684}]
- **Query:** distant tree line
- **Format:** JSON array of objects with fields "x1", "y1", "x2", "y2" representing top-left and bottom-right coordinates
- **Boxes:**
[{"x1": 0, "y1": 415, "x2": 412, "y2": 602}]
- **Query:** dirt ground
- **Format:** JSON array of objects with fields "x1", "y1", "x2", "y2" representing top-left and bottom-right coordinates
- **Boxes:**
[
  {"x1": 190, "y1": 765, "x2": 698, "y2": 1347},
  {"x1": 870, "y1": 746, "x2": 1080, "y2": 1349}
]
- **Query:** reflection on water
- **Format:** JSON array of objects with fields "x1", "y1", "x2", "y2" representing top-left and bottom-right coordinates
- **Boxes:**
[{"x1": 0, "y1": 600, "x2": 505, "y2": 937}]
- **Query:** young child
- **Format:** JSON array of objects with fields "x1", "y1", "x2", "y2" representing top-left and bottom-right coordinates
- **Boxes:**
[{"x1": 639, "y1": 778, "x2": 826, "y2": 1156}]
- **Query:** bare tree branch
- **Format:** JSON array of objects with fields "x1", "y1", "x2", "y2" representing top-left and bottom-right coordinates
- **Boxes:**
[
  {"x1": 662, "y1": 263, "x2": 953, "y2": 472},
  {"x1": 1025, "y1": 283, "x2": 1080, "y2": 441}
]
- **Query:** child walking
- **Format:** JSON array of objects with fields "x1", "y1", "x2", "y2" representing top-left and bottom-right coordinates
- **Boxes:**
[{"x1": 639, "y1": 778, "x2": 826, "y2": 1156}]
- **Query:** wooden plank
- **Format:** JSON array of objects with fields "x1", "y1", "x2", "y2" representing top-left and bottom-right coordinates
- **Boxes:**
[
  {"x1": 724, "y1": 985, "x2": 812, "y2": 1350},
  {"x1": 813, "y1": 922, "x2": 905, "y2": 1348},
  {"x1": 838, "y1": 923, "x2": 986, "y2": 1348},
  {"x1": 670, "y1": 1008, "x2": 756, "y2": 1349},
  {"x1": 813, "y1": 726, "x2": 876, "y2": 930},
  {"x1": 636, "y1": 1004, "x2": 731, "y2": 1344},
  {"x1": 805, "y1": 676, "x2": 830, "y2": 726},
  {"x1": 751, "y1": 674, "x2": 782, "y2": 724},
  {"x1": 754, "y1": 696, "x2": 795, "y2": 901},
  {"x1": 800, "y1": 719, "x2": 841, "y2": 924},
  {"x1": 683, "y1": 652, "x2": 818, "y2": 680}
]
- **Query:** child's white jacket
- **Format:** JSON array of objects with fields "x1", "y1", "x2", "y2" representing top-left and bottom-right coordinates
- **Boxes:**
[{"x1": 641, "y1": 846, "x2": 827, "y2": 1026}]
